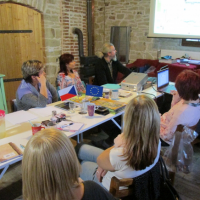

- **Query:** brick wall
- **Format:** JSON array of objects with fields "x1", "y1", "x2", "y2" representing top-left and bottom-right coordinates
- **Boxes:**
[
  {"x1": 94, "y1": 0, "x2": 200, "y2": 63},
  {"x1": 61, "y1": 0, "x2": 88, "y2": 68}
]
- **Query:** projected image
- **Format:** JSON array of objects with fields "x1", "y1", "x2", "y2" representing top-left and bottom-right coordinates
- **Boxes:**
[{"x1": 154, "y1": 0, "x2": 200, "y2": 36}]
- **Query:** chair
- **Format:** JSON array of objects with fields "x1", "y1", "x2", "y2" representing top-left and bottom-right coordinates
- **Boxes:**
[
  {"x1": 0, "y1": 74, "x2": 8, "y2": 113},
  {"x1": 109, "y1": 176, "x2": 134, "y2": 199},
  {"x1": 80, "y1": 65, "x2": 95, "y2": 85},
  {"x1": 109, "y1": 161, "x2": 160, "y2": 200},
  {"x1": 12, "y1": 99, "x2": 18, "y2": 112}
]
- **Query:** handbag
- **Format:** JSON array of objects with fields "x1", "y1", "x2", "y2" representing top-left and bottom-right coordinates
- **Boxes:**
[{"x1": 158, "y1": 156, "x2": 181, "y2": 200}]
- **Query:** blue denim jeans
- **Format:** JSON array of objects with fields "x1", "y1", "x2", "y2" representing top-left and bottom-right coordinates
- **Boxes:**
[{"x1": 78, "y1": 144, "x2": 104, "y2": 186}]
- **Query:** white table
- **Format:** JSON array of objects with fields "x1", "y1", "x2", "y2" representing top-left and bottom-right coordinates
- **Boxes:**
[{"x1": 0, "y1": 86, "x2": 162, "y2": 179}]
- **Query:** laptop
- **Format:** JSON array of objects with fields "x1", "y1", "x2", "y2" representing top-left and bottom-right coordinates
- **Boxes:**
[{"x1": 157, "y1": 68, "x2": 176, "y2": 93}]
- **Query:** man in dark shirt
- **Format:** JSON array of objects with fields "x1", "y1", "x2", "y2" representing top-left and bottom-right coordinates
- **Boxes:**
[
  {"x1": 93, "y1": 43, "x2": 131, "y2": 149},
  {"x1": 94, "y1": 43, "x2": 131, "y2": 85}
]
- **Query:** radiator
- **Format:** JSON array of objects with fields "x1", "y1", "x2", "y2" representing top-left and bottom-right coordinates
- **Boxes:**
[{"x1": 160, "y1": 49, "x2": 200, "y2": 60}]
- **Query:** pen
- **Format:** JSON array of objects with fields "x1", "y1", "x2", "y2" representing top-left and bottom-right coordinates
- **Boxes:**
[
  {"x1": 61, "y1": 123, "x2": 74, "y2": 128},
  {"x1": 20, "y1": 144, "x2": 26, "y2": 150}
]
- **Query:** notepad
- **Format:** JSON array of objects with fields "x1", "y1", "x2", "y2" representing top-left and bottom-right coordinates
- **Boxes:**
[
  {"x1": 56, "y1": 121, "x2": 84, "y2": 132},
  {"x1": 5, "y1": 111, "x2": 38, "y2": 125}
]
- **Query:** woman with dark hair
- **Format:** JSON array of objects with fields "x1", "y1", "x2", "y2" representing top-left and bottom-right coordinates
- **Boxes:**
[
  {"x1": 160, "y1": 70, "x2": 200, "y2": 144},
  {"x1": 57, "y1": 53, "x2": 85, "y2": 93},
  {"x1": 16, "y1": 60, "x2": 57, "y2": 110}
]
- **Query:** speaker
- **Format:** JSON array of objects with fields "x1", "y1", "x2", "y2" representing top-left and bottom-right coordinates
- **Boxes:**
[{"x1": 110, "y1": 26, "x2": 131, "y2": 64}]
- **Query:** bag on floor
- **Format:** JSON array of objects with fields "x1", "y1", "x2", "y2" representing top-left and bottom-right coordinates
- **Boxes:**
[
  {"x1": 163, "y1": 126, "x2": 198, "y2": 174},
  {"x1": 158, "y1": 156, "x2": 181, "y2": 200}
]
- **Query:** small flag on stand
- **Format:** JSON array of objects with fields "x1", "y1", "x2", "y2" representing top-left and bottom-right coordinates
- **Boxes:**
[
  {"x1": 86, "y1": 84, "x2": 103, "y2": 97},
  {"x1": 58, "y1": 85, "x2": 78, "y2": 101}
]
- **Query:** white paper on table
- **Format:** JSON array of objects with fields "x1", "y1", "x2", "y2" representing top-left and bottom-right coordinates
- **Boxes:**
[
  {"x1": 29, "y1": 106, "x2": 66, "y2": 117},
  {"x1": 5, "y1": 111, "x2": 38, "y2": 125},
  {"x1": 56, "y1": 121, "x2": 84, "y2": 132}
]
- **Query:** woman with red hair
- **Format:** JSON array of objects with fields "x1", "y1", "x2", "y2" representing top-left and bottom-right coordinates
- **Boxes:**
[
  {"x1": 160, "y1": 70, "x2": 200, "y2": 145},
  {"x1": 57, "y1": 53, "x2": 85, "y2": 93}
]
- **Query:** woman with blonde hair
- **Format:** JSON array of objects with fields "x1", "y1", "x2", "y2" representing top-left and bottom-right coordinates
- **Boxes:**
[
  {"x1": 77, "y1": 95, "x2": 161, "y2": 192},
  {"x1": 22, "y1": 128, "x2": 116, "y2": 200}
]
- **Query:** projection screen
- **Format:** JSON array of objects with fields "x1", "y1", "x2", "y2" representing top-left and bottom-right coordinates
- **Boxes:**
[{"x1": 148, "y1": 0, "x2": 200, "y2": 39}]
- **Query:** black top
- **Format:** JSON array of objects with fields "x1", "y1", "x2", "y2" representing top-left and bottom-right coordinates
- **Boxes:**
[
  {"x1": 94, "y1": 57, "x2": 131, "y2": 86},
  {"x1": 82, "y1": 181, "x2": 117, "y2": 200}
]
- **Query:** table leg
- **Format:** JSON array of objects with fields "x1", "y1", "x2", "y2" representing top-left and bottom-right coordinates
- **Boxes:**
[
  {"x1": 80, "y1": 133, "x2": 83, "y2": 142},
  {"x1": 0, "y1": 165, "x2": 9, "y2": 180},
  {"x1": 121, "y1": 113, "x2": 124, "y2": 130},
  {"x1": 77, "y1": 134, "x2": 80, "y2": 143},
  {"x1": 111, "y1": 118, "x2": 121, "y2": 130}
]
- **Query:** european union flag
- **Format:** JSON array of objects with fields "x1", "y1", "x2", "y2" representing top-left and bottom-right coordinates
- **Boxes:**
[{"x1": 86, "y1": 84, "x2": 103, "y2": 97}]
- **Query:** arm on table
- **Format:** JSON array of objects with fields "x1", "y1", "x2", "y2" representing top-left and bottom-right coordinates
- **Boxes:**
[
  {"x1": 21, "y1": 93, "x2": 48, "y2": 108},
  {"x1": 116, "y1": 61, "x2": 131, "y2": 77}
]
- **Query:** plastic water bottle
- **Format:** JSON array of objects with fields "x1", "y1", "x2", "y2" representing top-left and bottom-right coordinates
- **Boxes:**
[{"x1": 0, "y1": 110, "x2": 6, "y2": 139}]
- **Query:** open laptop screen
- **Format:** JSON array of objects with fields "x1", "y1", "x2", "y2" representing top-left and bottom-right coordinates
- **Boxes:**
[{"x1": 157, "y1": 68, "x2": 169, "y2": 89}]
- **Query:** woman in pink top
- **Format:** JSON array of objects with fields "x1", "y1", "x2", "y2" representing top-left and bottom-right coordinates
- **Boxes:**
[
  {"x1": 160, "y1": 70, "x2": 200, "y2": 144},
  {"x1": 57, "y1": 53, "x2": 85, "y2": 93}
]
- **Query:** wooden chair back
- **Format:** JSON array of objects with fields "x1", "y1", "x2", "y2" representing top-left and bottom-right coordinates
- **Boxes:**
[{"x1": 109, "y1": 176, "x2": 134, "y2": 198}]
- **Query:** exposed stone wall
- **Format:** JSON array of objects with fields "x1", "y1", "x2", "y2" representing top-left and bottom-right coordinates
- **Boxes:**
[
  {"x1": 61, "y1": 0, "x2": 88, "y2": 67},
  {"x1": 0, "y1": 0, "x2": 88, "y2": 85},
  {"x1": 0, "y1": 0, "x2": 62, "y2": 85},
  {"x1": 94, "y1": 0, "x2": 200, "y2": 63}
]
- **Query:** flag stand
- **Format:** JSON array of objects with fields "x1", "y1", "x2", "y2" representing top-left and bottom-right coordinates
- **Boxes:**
[{"x1": 76, "y1": 85, "x2": 87, "y2": 114}]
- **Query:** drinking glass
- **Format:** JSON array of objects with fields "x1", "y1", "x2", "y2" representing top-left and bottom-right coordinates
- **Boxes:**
[{"x1": 69, "y1": 102, "x2": 75, "y2": 113}]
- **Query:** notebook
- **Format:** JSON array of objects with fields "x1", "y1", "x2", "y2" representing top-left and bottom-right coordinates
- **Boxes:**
[
  {"x1": 157, "y1": 68, "x2": 176, "y2": 93},
  {"x1": 0, "y1": 142, "x2": 23, "y2": 163},
  {"x1": 56, "y1": 121, "x2": 84, "y2": 132},
  {"x1": 92, "y1": 98, "x2": 127, "y2": 113}
]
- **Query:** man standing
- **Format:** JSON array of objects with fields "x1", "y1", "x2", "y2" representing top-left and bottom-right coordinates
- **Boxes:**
[
  {"x1": 92, "y1": 43, "x2": 131, "y2": 149},
  {"x1": 94, "y1": 43, "x2": 131, "y2": 85}
]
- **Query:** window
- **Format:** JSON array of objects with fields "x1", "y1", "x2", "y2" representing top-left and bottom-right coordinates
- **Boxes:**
[{"x1": 182, "y1": 39, "x2": 200, "y2": 47}]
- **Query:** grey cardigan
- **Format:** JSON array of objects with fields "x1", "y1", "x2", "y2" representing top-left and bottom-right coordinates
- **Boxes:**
[{"x1": 16, "y1": 81, "x2": 58, "y2": 111}]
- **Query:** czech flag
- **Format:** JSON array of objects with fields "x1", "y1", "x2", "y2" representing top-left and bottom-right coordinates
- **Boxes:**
[
  {"x1": 86, "y1": 84, "x2": 103, "y2": 97},
  {"x1": 58, "y1": 85, "x2": 77, "y2": 101}
]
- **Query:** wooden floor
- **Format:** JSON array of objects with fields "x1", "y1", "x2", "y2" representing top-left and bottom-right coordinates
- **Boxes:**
[
  {"x1": 1, "y1": 129, "x2": 200, "y2": 200},
  {"x1": 173, "y1": 145, "x2": 200, "y2": 200}
]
